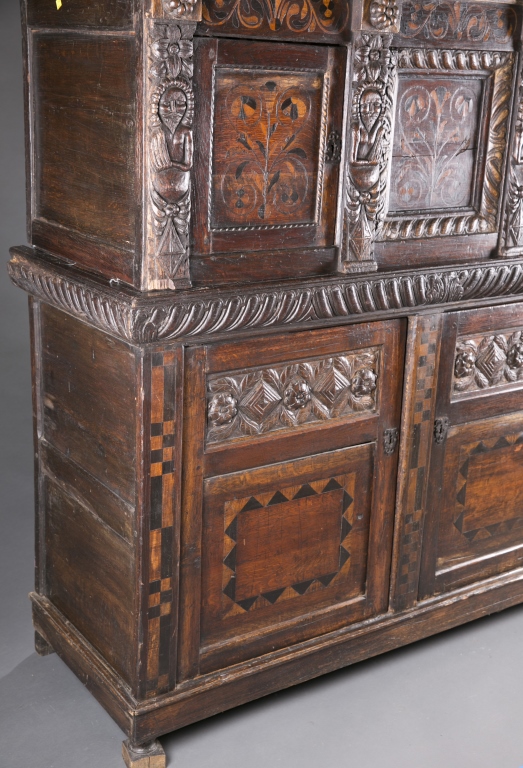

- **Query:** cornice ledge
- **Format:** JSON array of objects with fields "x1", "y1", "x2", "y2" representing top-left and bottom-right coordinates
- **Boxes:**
[{"x1": 8, "y1": 248, "x2": 523, "y2": 344}]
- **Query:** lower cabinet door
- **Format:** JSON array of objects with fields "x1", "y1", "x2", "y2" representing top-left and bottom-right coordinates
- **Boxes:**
[
  {"x1": 178, "y1": 321, "x2": 405, "y2": 678},
  {"x1": 420, "y1": 303, "x2": 523, "y2": 598}
]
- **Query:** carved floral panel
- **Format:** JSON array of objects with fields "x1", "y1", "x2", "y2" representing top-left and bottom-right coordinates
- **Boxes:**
[
  {"x1": 379, "y1": 49, "x2": 513, "y2": 242},
  {"x1": 206, "y1": 348, "x2": 380, "y2": 444},
  {"x1": 399, "y1": 0, "x2": 517, "y2": 44},
  {"x1": 211, "y1": 69, "x2": 326, "y2": 230},
  {"x1": 200, "y1": 0, "x2": 350, "y2": 37},
  {"x1": 389, "y1": 75, "x2": 482, "y2": 213},
  {"x1": 453, "y1": 328, "x2": 523, "y2": 396}
]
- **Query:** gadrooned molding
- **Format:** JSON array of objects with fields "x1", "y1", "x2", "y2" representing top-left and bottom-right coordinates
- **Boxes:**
[{"x1": 8, "y1": 248, "x2": 523, "y2": 345}]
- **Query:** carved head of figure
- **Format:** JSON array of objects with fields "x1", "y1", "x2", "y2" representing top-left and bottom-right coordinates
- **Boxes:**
[
  {"x1": 359, "y1": 88, "x2": 382, "y2": 136},
  {"x1": 208, "y1": 392, "x2": 238, "y2": 427},
  {"x1": 159, "y1": 85, "x2": 188, "y2": 135},
  {"x1": 350, "y1": 368, "x2": 377, "y2": 397},
  {"x1": 507, "y1": 341, "x2": 523, "y2": 370},
  {"x1": 454, "y1": 350, "x2": 476, "y2": 378},
  {"x1": 283, "y1": 378, "x2": 312, "y2": 410}
]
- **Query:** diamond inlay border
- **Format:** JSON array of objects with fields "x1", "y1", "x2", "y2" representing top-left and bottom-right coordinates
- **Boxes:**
[
  {"x1": 221, "y1": 473, "x2": 355, "y2": 618},
  {"x1": 454, "y1": 431, "x2": 523, "y2": 543}
]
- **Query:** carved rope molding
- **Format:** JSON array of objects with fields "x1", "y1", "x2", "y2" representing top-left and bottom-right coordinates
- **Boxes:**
[
  {"x1": 379, "y1": 48, "x2": 514, "y2": 242},
  {"x1": 340, "y1": 33, "x2": 397, "y2": 273},
  {"x1": 499, "y1": 57, "x2": 523, "y2": 258},
  {"x1": 145, "y1": 20, "x2": 197, "y2": 290},
  {"x1": 11, "y1": 250, "x2": 523, "y2": 345}
]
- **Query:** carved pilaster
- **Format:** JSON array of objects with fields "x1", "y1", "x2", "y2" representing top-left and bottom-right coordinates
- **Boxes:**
[
  {"x1": 339, "y1": 33, "x2": 397, "y2": 274},
  {"x1": 144, "y1": 20, "x2": 197, "y2": 290},
  {"x1": 498, "y1": 57, "x2": 523, "y2": 258}
]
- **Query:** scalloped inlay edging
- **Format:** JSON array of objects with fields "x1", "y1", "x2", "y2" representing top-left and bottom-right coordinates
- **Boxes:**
[{"x1": 8, "y1": 250, "x2": 523, "y2": 344}]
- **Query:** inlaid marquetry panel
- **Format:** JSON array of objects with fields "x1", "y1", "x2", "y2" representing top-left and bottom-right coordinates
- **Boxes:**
[
  {"x1": 434, "y1": 415, "x2": 523, "y2": 592},
  {"x1": 380, "y1": 48, "x2": 514, "y2": 242},
  {"x1": 220, "y1": 472, "x2": 356, "y2": 617},
  {"x1": 389, "y1": 76, "x2": 482, "y2": 213},
  {"x1": 206, "y1": 347, "x2": 380, "y2": 444},
  {"x1": 200, "y1": 0, "x2": 350, "y2": 40},
  {"x1": 211, "y1": 68, "x2": 327, "y2": 230},
  {"x1": 453, "y1": 328, "x2": 523, "y2": 397},
  {"x1": 201, "y1": 445, "x2": 376, "y2": 669},
  {"x1": 399, "y1": 1, "x2": 517, "y2": 44}
]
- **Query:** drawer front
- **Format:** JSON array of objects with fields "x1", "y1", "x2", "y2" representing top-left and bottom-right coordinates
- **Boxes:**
[
  {"x1": 420, "y1": 303, "x2": 523, "y2": 597},
  {"x1": 177, "y1": 320, "x2": 405, "y2": 678}
]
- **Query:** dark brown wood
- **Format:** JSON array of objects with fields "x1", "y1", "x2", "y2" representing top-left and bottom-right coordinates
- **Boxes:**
[
  {"x1": 34, "y1": 630, "x2": 54, "y2": 656},
  {"x1": 12, "y1": 2, "x2": 523, "y2": 764}
]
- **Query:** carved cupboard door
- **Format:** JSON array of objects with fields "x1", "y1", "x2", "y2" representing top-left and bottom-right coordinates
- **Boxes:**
[
  {"x1": 190, "y1": 38, "x2": 345, "y2": 284},
  {"x1": 419, "y1": 303, "x2": 523, "y2": 599},
  {"x1": 178, "y1": 321, "x2": 405, "y2": 678}
]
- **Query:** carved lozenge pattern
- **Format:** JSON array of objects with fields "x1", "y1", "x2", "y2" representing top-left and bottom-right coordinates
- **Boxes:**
[
  {"x1": 206, "y1": 349, "x2": 380, "y2": 444},
  {"x1": 453, "y1": 329, "x2": 523, "y2": 396},
  {"x1": 211, "y1": 71, "x2": 324, "y2": 229}
]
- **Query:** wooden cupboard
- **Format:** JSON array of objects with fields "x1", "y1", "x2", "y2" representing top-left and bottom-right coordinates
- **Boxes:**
[{"x1": 9, "y1": 0, "x2": 523, "y2": 763}]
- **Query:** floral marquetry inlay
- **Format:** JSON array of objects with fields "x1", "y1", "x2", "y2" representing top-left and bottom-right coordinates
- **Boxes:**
[
  {"x1": 453, "y1": 329, "x2": 523, "y2": 396},
  {"x1": 201, "y1": 0, "x2": 350, "y2": 36},
  {"x1": 206, "y1": 349, "x2": 380, "y2": 444},
  {"x1": 211, "y1": 70, "x2": 326, "y2": 230}
]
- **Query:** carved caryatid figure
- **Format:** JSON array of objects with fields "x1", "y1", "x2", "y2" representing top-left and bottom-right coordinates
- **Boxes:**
[
  {"x1": 151, "y1": 78, "x2": 194, "y2": 259},
  {"x1": 351, "y1": 88, "x2": 384, "y2": 185}
]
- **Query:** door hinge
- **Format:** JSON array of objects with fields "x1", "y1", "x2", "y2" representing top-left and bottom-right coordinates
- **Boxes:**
[
  {"x1": 434, "y1": 417, "x2": 450, "y2": 444},
  {"x1": 383, "y1": 427, "x2": 399, "y2": 455}
]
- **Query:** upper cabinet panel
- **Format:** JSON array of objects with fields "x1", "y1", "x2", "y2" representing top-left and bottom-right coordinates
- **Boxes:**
[
  {"x1": 197, "y1": 0, "x2": 351, "y2": 43},
  {"x1": 339, "y1": 2, "x2": 522, "y2": 275},
  {"x1": 191, "y1": 38, "x2": 345, "y2": 284}
]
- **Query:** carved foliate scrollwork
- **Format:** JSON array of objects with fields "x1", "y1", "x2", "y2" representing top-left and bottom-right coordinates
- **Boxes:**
[
  {"x1": 11, "y1": 251, "x2": 523, "y2": 344},
  {"x1": 201, "y1": 0, "x2": 350, "y2": 36},
  {"x1": 453, "y1": 329, "x2": 523, "y2": 395},
  {"x1": 340, "y1": 34, "x2": 397, "y2": 273},
  {"x1": 146, "y1": 21, "x2": 196, "y2": 290},
  {"x1": 206, "y1": 350, "x2": 380, "y2": 444},
  {"x1": 399, "y1": 0, "x2": 517, "y2": 43}
]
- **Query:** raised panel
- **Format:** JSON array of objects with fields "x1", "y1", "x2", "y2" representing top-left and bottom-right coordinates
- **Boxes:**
[
  {"x1": 211, "y1": 69, "x2": 324, "y2": 230},
  {"x1": 434, "y1": 414, "x2": 523, "y2": 593},
  {"x1": 192, "y1": 38, "x2": 345, "y2": 276},
  {"x1": 200, "y1": 445, "x2": 376, "y2": 670}
]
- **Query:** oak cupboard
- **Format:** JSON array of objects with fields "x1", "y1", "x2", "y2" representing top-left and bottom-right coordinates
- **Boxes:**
[{"x1": 9, "y1": 0, "x2": 523, "y2": 763}]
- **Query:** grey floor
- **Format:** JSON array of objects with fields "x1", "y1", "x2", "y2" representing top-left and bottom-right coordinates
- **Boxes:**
[{"x1": 2, "y1": 2, "x2": 523, "y2": 765}]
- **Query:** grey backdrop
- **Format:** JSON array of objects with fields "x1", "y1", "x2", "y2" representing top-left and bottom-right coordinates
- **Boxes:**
[{"x1": 2, "y1": 2, "x2": 523, "y2": 766}]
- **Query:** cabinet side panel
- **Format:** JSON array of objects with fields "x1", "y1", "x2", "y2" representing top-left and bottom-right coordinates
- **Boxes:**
[
  {"x1": 31, "y1": 33, "x2": 138, "y2": 283},
  {"x1": 40, "y1": 304, "x2": 137, "y2": 504},
  {"x1": 44, "y1": 475, "x2": 137, "y2": 685}
]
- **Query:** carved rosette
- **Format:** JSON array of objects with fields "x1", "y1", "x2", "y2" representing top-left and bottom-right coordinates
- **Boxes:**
[
  {"x1": 145, "y1": 21, "x2": 197, "y2": 290},
  {"x1": 499, "y1": 62, "x2": 523, "y2": 257},
  {"x1": 340, "y1": 34, "x2": 397, "y2": 274},
  {"x1": 206, "y1": 351, "x2": 380, "y2": 444},
  {"x1": 369, "y1": 0, "x2": 399, "y2": 30},
  {"x1": 453, "y1": 330, "x2": 523, "y2": 395}
]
